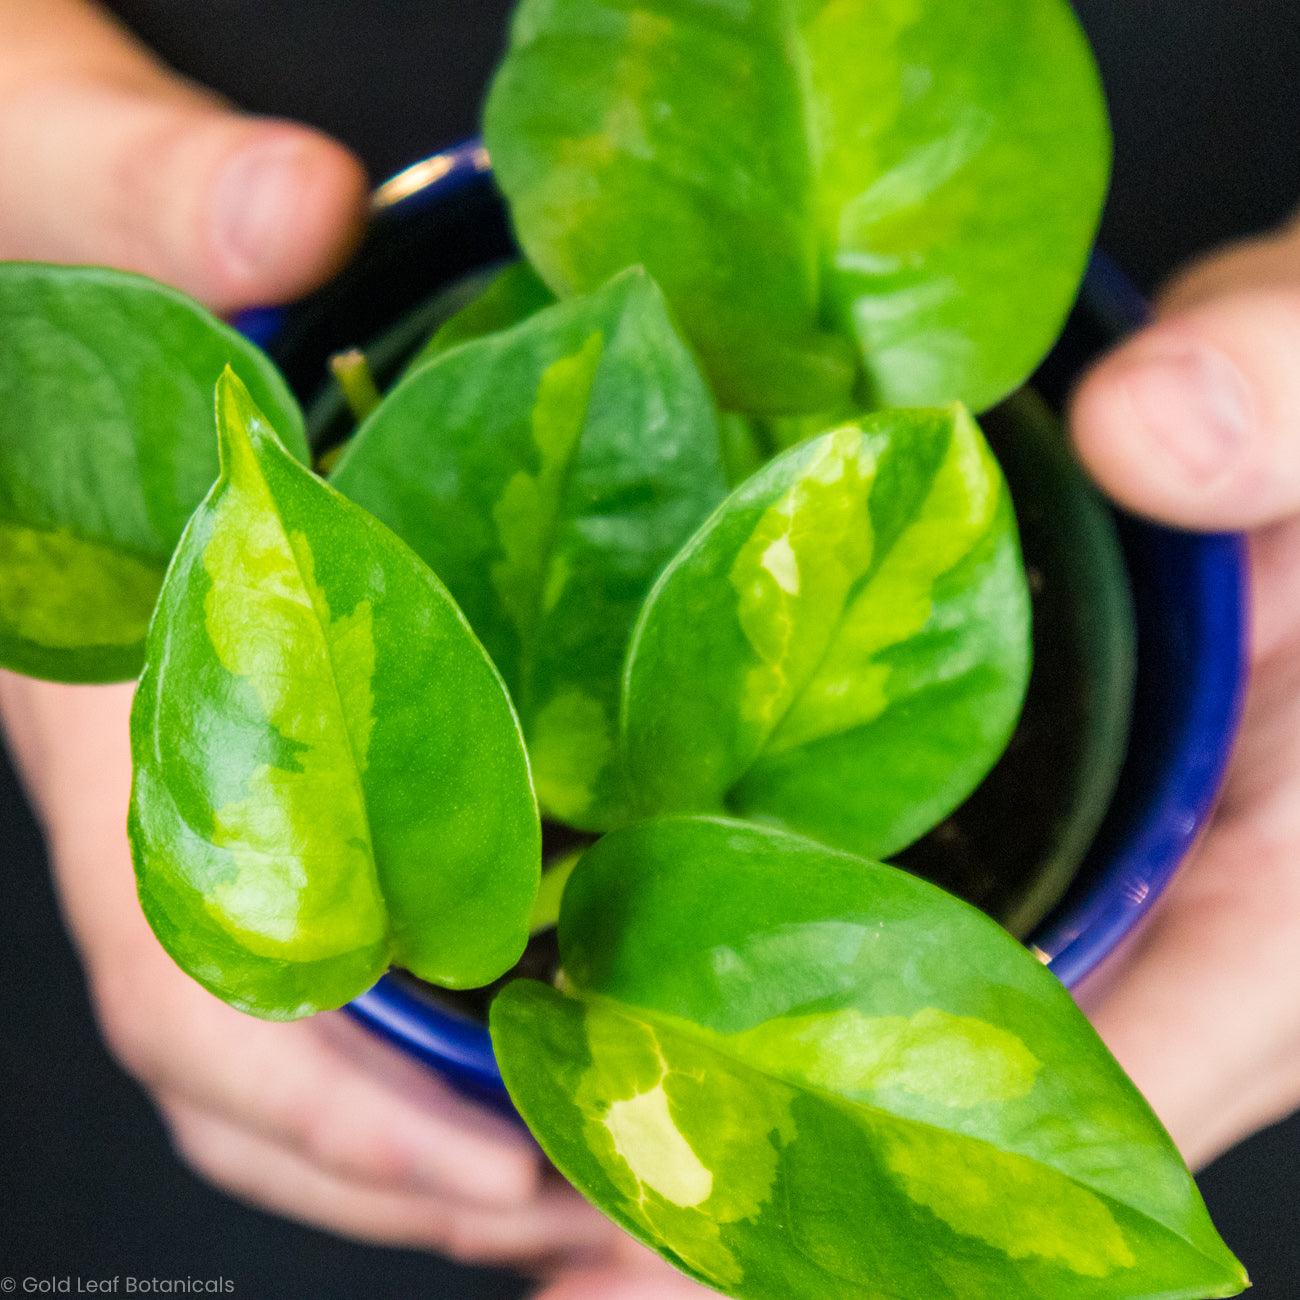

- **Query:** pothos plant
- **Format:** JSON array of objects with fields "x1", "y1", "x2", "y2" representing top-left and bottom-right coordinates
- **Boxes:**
[{"x1": 0, "y1": 0, "x2": 1249, "y2": 1296}]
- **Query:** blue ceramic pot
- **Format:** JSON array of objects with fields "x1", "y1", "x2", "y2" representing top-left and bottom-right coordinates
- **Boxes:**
[{"x1": 246, "y1": 141, "x2": 1248, "y2": 1110}]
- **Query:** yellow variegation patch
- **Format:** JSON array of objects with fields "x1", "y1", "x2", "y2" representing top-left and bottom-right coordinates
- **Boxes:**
[
  {"x1": 605, "y1": 1084, "x2": 714, "y2": 1208},
  {"x1": 576, "y1": 1002, "x2": 795, "y2": 1290},
  {"x1": 491, "y1": 331, "x2": 604, "y2": 657},
  {"x1": 726, "y1": 1006, "x2": 1040, "y2": 1107},
  {"x1": 729, "y1": 426, "x2": 876, "y2": 742},
  {"x1": 0, "y1": 520, "x2": 159, "y2": 650},
  {"x1": 200, "y1": 383, "x2": 385, "y2": 961},
  {"x1": 884, "y1": 1122, "x2": 1137, "y2": 1278},
  {"x1": 768, "y1": 405, "x2": 1001, "y2": 755},
  {"x1": 529, "y1": 689, "x2": 614, "y2": 822}
]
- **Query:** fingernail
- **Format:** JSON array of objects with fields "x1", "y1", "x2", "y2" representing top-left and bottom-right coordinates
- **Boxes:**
[
  {"x1": 1119, "y1": 345, "x2": 1252, "y2": 483},
  {"x1": 213, "y1": 137, "x2": 310, "y2": 281}
]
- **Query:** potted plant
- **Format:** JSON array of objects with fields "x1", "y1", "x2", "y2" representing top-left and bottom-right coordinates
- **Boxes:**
[{"x1": 0, "y1": 0, "x2": 1250, "y2": 1295}]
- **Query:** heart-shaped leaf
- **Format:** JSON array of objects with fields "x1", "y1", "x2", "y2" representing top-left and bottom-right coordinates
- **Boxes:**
[
  {"x1": 0, "y1": 263, "x2": 306, "y2": 682},
  {"x1": 622, "y1": 407, "x2": 1030, "y2": 859},
  {"x1": 129, "y1": 371, "x2": 539, "y2": 1019},
  {"x1": 485, "y1": 0, "x2": 1109, "y2": 415},
  {"x1": 333, "y1": 268, "x2": 728, "y2": 828},
  {"x1": 491, "y1": 817, "x2": 1248, "y2": 1299}
]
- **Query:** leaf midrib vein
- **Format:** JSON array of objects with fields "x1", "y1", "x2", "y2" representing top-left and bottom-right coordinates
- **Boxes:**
[
  {"x1": 238, "y1": 446, "x2": 388, "y2": 950},
  {"x1": 513, "y1": 343, "x2": 601, "y2": 721}
]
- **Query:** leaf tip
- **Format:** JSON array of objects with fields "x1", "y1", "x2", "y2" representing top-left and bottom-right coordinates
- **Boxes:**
[{"x1": 214, "y1": 366, "x2": 278, "y2": 479}]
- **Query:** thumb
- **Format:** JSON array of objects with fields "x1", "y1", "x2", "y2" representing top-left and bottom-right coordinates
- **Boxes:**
[
  {"x1": 0, "y1": 0, "x2": 368, "y2": 311},
  {"x1": 1071, "y1": 217, "x2": 1300, "y2": 530}
]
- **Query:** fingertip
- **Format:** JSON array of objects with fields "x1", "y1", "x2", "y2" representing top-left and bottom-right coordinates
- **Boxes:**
[
  {"x1": 1068, "y1": 349, "x2": 1174, "y2": 520},
  {"x1": 205, "y1": 121, "x2": 368, "y2": 311},
  {"x1": 1070, "y1": 326, "x2": 1257, "y2": 529}
]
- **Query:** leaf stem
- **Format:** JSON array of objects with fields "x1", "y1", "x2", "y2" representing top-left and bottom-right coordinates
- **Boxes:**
[{"x1": 329, "y1": 349, "x2": 382, "y2": 423}]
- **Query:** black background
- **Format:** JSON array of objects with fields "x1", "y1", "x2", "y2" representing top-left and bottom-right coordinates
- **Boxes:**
[{"x1": 3, "y1": 1, "x2": 1299, "y2": 1296}]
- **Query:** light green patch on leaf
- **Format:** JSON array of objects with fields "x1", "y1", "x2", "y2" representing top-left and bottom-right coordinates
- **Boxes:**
[
  {"x1": 0, "y1": 262, "x2": 305, "y2": 682},
  {"x1": 766, "y1": 405, "x2": 1001, "y2": 757},
  {"x1": 198, "y1": 421, "x2": 384, "y2": 961},
  {"x1": 726, "y1": 1007, "x2": 1039, "y2": 1109},
  {"x1": 729, "y1": 426, "x2": 877, "y2": 740},
  {"x1": 0, "y1": 522, "x2": 159, "y2": 658},
  {"x1": 129, "y1": 371, "x2": 539, "y2": 1019},
  {"x1": 604, "y1": 1084, "x2": 714, "y2": 1208},
  {"x1": 491, "y1": 331, "x2": 604, "y2": 646},
  {"x1": 567, "y1": 994, "x2": 793, "y2": 1290},
  {"x1": 594, "y1": 1016, "x2": 717, "y2": 1210},
  {"x1": 492, "y1": 817, "x2": 1250, "y2": 1299},
  {"x1": 332, "y1": 269, "x2": 727, "y2": 829},
  {"x1": 623, "y1": 407, "x2": 1031, "y2": 859},
  {"x1": 485, "y1": 0, "x2": 1110, "y2": 414},
  {"x1": 529, "y1": 689, "x2": 615, "y2": 824},
  {"x1": 883, "y1": 1122, "x2": 1135, "y2": 1278}
]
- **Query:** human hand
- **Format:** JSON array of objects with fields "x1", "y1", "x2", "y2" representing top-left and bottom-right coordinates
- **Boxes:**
[
  {"x1": 0, "y1": 0, "x2": 624, "y2": 1271},
  {"x1": 0, "y1": 0, "x2": 366, "y2": 309},
  {"x1": 0, "y1": 675, "x2": 622, "y2": 1271},
  {"x1": 1071, "y1": 215, "x2": 1300, "y2": 1167}
]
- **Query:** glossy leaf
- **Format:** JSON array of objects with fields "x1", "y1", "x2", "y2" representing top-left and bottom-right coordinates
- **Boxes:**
[
  {"x1": 622, "y1": 407, "x2": 1030, "y2": 859},
  {"x1": 485, "y1": 0, "x2": 1109, "y2": 415},
  {"x1": 492, "y1": 817, "x2": 1248, "y2": 1300},
  {"x1": 129, "y1": 371, "x2": 539, "y2": 1019},
  {"x1": 0, "y1": 263, "x2": 306, "y2": 682},
  {"x1": 333, "y1": 268, "x2": 727, "y2": 828}
]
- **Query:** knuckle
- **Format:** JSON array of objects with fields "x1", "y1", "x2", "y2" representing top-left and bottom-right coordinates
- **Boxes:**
[
  {"x1": 294, "y1": 1097, "x2": 344, "y2": 1169},
  {"x1": 158, "y1": 1105, "x2": 226, "y2": 1186},
  {"x1": 293, "y1": 1095, "x2": 405, "y2": 1186},
  {"x1": 1242, "y1": 286, "x2": 1300, "y2": 342},
  {"x1": 89, "y1": 964, "x2": 166, "y2": 1086},
  {"x1": 436, "y1": 1214, "x2": 505, "y2": 1267}
]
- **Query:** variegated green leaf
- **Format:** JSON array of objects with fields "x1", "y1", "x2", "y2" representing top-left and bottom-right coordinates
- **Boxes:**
[
  {"x1": 491, "y1": 817, "x2": 1248, "y2": 1299},
  {"x1": 332, "y1": 268, "x2": 727, "y2": 828},
  {"x1": 485, "y1": 0, "x2": 1109, "y2": 415},
  {"x1": 622, "y1": 406, "x2": 1030, "y2": 859},
  {"x1": 0, "y1": 263, "x2": 306, "y2": 683},
  {"x1": 129, "y1": 371, "x2": 539, "y2": 1019}
]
